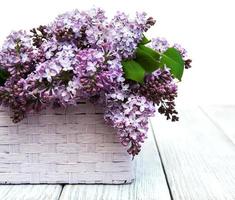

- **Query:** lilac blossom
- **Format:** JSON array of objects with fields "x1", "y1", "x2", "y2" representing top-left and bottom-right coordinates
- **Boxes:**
[
  {"x1": 104, "y1": 93, "x2": 155, "y2": 156},
  {"x1": 173, "y1": 43, "x2": 188, "y2": 58},
  {"x1": 108, "y1": 12, "x2": 155, "y2": 59},
  {"x1": 150, "y1": 37, "x2": 169, "y2": 52},
  {"x1": 0, "y1": 8, "x2": 190, "y2": 156},
  {"x1": 74, "y1": 48, "x2": 124, "y2": 98},
  {"x1": 0, "y1": 30, "x2": 38, "y2": 76},
  {"x1": 137, "y1": 68, "x2": 179, "y2": 122},
  {"x1": 173, "y1": 43, "x2": 192, "y2": 69}
]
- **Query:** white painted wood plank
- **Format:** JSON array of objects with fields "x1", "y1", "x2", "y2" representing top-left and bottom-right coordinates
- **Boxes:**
[
  {"x1": 0, "y1": 185, "x2": 62, "y2": 200},
  {"x1": 200, "y1": 105, "x2": 235, "y2": 143},
  {"x1": 151, "y1": 106, "x2": 235, "y2": 200},
  {"x1": 59, "y1": 129, "x2": 171, "y2": 200},
  {"x1": 0, "y1": 186, "x2": 13, "y2": 198}
]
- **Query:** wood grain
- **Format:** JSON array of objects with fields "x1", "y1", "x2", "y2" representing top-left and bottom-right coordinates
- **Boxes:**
[
  {"x1": 0, "y1": 185, "x2": 62, "y2": 200},
  {"x1": 1, "y1": 106, "x2": 234, "y2": 200},
  {"x1": 200, "y1": 105, "x2": 235, "y2": 143},
  {"x1": 59, "y1": 129, "x2": 171, "y2": 200},
  {"x1": 151, "y1": 106, "x2": 235, "y2": 200}
]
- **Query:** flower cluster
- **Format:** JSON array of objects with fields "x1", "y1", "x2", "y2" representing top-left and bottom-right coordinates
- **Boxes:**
[
  {"x1": 0, "y1": 8, "x2": 190, "y2": 156},
  {"x1": 137, "y1": 69, "x2": 178, "y2": 122},
  {"x1": 109, "y1": 12, "x2": 156, "y2": 59},
  {"x1": 105, "y1": 93, "x2": 155, "y2": 155}
]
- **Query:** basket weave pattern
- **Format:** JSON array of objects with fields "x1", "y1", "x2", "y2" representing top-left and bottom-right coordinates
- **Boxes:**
[{"x1": 0, "y1": 102, "x2": 134, "y2": 184}]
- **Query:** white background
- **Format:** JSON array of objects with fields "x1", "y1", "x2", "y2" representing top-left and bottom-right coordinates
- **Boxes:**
[{"x1": 0, "y1": 0, "x2": 234, "y2": 105}]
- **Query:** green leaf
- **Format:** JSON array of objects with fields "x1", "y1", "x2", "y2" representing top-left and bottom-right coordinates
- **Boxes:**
[
  {"x1": 0, "y1": 68, "x2": 10, "y2": 86},
  {"x1": 139, "y1": 35, "x2": 151, "y2": 45},
  {"x1": 138, "y1": 45, "x2": 160, "y2": 60},
  {"x1": 161, "y1": 48, "x2": 184, "y2": 81},
  {"x1": 135, "y1": 47, "x2": 160, "y2": 73},
  {"x1": 122, "y1": 60, "x2": 145, "y2": 83}
]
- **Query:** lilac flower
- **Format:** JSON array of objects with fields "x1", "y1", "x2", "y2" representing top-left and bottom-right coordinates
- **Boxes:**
[
  {"x1": 104, "y1": 93, "x2": 155, "y2": 156},
  {"x1": 0, "y1": 8, "x2": 190, "y2": 156},
  {"x1": 0, "y1": 30, "x2": 38, "y2": 77},
  {"x1": 59, "y1": 58, "x2": 73, "y2": 71},
  {"x1": 137, "y1": 68, "x2": 179, "y2": 121},
  {"x1": 35, "y1": 61, "x2": 61, "y2": 82},
  {"x1": 173, "y1": 43, "x2": 192, "y2": 69},
  {"x1": 173, "y1": 43, "x2": 188, "y2": 58},
  {"x1": 74, "y1": 48, "x2": 124, "y2": 99},
  {"x1": 67, "y1": 80, "x2": 78, "y2": 96},
  {"x1": 108, "y1": 12, "x2": 155, "y2": 59},
  {"x1": 150, "y1": 37, "x2": 169, "y2": 52},
  {"x1": 44, "y1": 65, "x2": 60, "y2": 82}
]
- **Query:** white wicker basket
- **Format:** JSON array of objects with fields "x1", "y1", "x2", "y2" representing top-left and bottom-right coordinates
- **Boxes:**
[{"x1": 0, "y1": 102, "x2": 134, "y2": 184}]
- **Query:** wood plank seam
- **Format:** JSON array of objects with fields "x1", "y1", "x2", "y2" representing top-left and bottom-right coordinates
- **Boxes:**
[
  {"x1": 58, "y1": 128, "x2": 172, "y2": 200},
  {"x1": 150, "y1": 106, "x2": 235, "y2": 200},
  {"x1": 150, "y1": 121, "x2": 174, "y2": 200},
  {"x1": 58, "y1": 184, "x2": 65, "y2": 199}
]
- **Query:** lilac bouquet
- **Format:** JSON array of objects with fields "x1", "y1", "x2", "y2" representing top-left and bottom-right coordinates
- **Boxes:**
[{"x1": 0, "y1": 8, "x2": 191, "y2": 156}]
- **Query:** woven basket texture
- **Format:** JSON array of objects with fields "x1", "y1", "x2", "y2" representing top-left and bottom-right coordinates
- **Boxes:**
[{"x1": 0, "y1": 102, "x2": 134, "y2": 184}]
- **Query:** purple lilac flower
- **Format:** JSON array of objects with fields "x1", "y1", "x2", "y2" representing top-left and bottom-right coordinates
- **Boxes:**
[
  {"x1": 150, "y1": 37, "x2": 169, "y2": 52},
  {"x1": 137, "y1": 68, "x2": 179, "y2": 121},
  {"x1": 104, "y1": 93, "x2": 155, "y2": 156},
  {"x1": 74, "y1": 48, "x2": 124, "y2": 99},
  {"x1": 0, "y1": 30, "x2": 38, "y2": 76},
  {"x1": 108, "y1": 12, "x2": 155, "y2": 59},
  {"x1": 151, "y1": 38, "x2": 192, "y2": 69},
  {"x1": 0, "y1": 8, "x2": 190, "y2": 156},
  {"x1": 173, "y1": 43, "x2": 187, "y2": 58},
  {"x1": 49, "y1": 8, "x2": 107, "y2": 49},
  {"x1": 173, "y1": 43, "x2": 192, "y2": 69}
]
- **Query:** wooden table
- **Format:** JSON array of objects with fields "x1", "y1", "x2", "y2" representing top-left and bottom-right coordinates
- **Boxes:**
[{"x1": 0, "y1": 106, "x2": 234, "y2": 200}]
